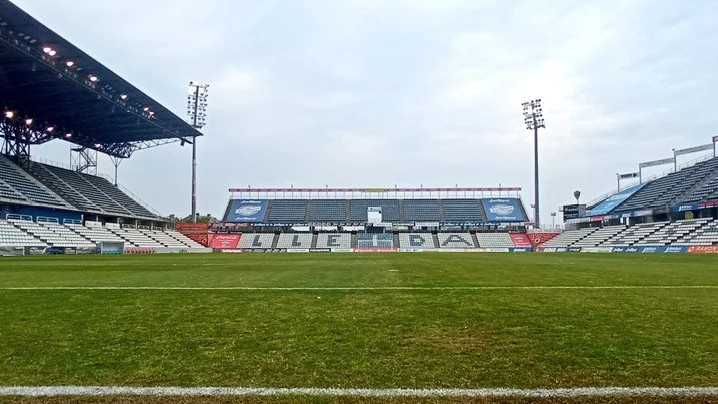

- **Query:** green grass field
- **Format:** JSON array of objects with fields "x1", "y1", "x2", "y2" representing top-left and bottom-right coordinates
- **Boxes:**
[{"x1": 1, "y1": 253, "x2": 718, "y2": 402}]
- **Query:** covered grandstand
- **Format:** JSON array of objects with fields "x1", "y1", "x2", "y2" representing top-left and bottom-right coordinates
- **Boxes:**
[{"x1": 0, "y1": 0, "x2": 208, "y2": 254}]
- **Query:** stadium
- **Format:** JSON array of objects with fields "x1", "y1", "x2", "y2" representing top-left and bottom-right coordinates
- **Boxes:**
[{"x1": 1, "y1": 1, "x2": 718, "y2": 402}]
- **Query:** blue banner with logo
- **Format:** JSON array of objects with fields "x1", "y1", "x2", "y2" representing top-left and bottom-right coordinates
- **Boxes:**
[
  {"x1": 611, "y1": 246, "x2": 686, "y2": 253},
  {"x1": 673, "y1": 203, "x2": 699, "y2": 213},
  {"x1": 225, "y1": 200, "x2": 268, "y2": 222},
  {"x1": 587, "y1": 183, "x2": 646, "y2": 216},
  {"x1": 481, "y1": 198, "x2": 527, "y2": 222}
]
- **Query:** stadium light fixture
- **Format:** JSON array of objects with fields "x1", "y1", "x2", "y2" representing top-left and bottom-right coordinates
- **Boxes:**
[
  {"x1": 65, "y1": 133, "x2": 72, "y2": 139},
  {"x1": 42, "y1": 46, "x2": 51, "y2": 53},
  {"x1": 521, "y1": 98, "x2": 546, "y2": 228},
  {"x1": 120, "y1": 94, "x2": 128, "y2": 100},
  {"x1": 46, "y1": 126, "x2": 54, "y2": 132},
  {"x1": 65, "y1": 61, "x2": 74, "y2": 67},
  {"x1": 186, "y1": 81, "x2": 210, "y2": 224},
  {"x1": 88, "y1": 75, "x2": 98, "y2": 82},
  {"x1": 4, "y1": 111, "x2": 14, "y2": 119},
  {"x1": 24, "y1": 118, "x2": 33, "y2": 125},
  {"x1": 48, "y1": 50, "x2": 57, "y2": 56}
]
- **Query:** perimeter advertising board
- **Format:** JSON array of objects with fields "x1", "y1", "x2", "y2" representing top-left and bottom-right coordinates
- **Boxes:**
[
  {"x1": 225, "y1": 200, "x2": 268, "y2": 223},
  {"x1": 208, "y1": 234, "x2": 242, "y2": 249},
  {"x1": 481, "y1": 198, "x2": 526, "y2": 222}
]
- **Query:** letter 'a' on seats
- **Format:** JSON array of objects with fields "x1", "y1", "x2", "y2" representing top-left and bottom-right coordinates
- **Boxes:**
[
  {"x1": 409, "y1": 235, "x2": 425, "y2": 247},
  {"x1": 442, "y1": 234, "x2": 472, "y2": 247},
  {"x1": 327, "y1": 234, "x2": 340, "y2": 247}
]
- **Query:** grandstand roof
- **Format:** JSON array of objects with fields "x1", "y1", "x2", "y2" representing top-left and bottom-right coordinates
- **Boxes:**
[{"x1": 0, "y1": 0, "x2": 202, "y2": 158}]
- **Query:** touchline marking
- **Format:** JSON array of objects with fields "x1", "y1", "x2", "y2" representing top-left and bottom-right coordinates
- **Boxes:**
[
  {"x1": 1, "y1": 386, "x2": 717, "y2": 398},
  {"x1": 1, "y1": 285, "x2": 717, "y2": 291}
]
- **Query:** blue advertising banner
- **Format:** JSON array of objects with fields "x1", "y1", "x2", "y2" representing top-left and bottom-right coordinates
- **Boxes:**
[
  {"x1": 481, "y1": 198, "x2": 527, "y2": 222},
  {"x1": 673, "y1": 203, "x2": 699, "y2": 213},
  {"x1": 587, "y1": 183, "x2": 646, "y2": 216},
  {"x1": 611, "y1": 246, "x2": 687, "y2": 253},
  {"x1": 225, "y1": 200, "x2": 268, "y2": 223}
]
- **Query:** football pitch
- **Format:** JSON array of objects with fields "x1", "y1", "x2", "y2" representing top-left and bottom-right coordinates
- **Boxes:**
[{"x1": 1, "y1": 253, "x2": 718, "y2": 403}]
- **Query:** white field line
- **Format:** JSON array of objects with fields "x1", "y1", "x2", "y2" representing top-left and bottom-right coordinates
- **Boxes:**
[
  {"x1": 1, "y1": 285, "x2": 717, "y2": 291},
  {"x1": 0, "y1": 386, "x2": 717, "y2": 398}
]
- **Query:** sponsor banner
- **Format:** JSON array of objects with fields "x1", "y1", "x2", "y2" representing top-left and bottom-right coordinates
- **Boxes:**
[
  {"x1": 673, "y1": 203, "x2": 699, "y2": 213},
  {"x1": 664, "y1": 246, "x2": 687, "y2": 253},
  {"x1": 486, "y1": 248, "x2": 510, "y2": 253},
  {"x1": 568, "y1": 247, "x2": 582, "y2": 252},
  {"x1": 85, "y1": 220, "x2": 103, "y2": 228},
  {"x1": 0, "y1": 247, "x2": 24, "y2": 257},
  {"x1": 674, "y1": 144, "x2": 713, "y2": 156},
  {"x1": 24, "y1": 246, "x2": 46, "y2": 256},
  {"x1": 175, "y1": 223, "x2": 209, "y2": 233},
  {"x1": 698, "y1": 200, "x2": 718, "y2": 209},
  {"x1": 633, "y1": 209, "x2": 653, "y2": 217},
  {"x1": 581, "y1": 247, "x2": 613, "y2": 253},
  {"x1": 613, "y1": 246, "x2": 687, "y2": 253},
  {"x1": 220, "y1": 249, "x2": 243, "y2": 253},
  {"x1": 208, "y1": 233, "x2": 241, "y2": 249},
  {"x1": 555, "y1": 247, "x2": 568, "y2": 252},
  {"x1": 309, "y1": 248, "x2": 331, "y2": 253},
  {"x1": 618, "y1": 172, "x2": 639, "y2": 180},
  {"x1": 241, "y1": 248, "x2": 287, "y2": 253},
  {"x1": 105, "y1": 222, "x2": 121, "y2": 229},
  {"x1": 354, "y1": 248, "x2": 397, "y2": 253},
  {"x1": 587, "y1": 183, "x2": 646, "y2": 216},
  {"x1": 539, "y1": 247, "x2": 557, "y2": 253},
  {"x1": 124, "y1": 247, "x2": 157, "y2": 254},
  {"x1": 562, "y1": 204, "x2": 586, "y2": 220},
  {"x1": 639, "y1": 157, "x2": 675, "y2": 169},
  {"x1": 509, "y1": 248, "x2": 530, "y2": 252},
  {"x1": 286, "y1": 249, "x2": 310, "y2": 253},
  {"x1": 331, "y1": 249, "x2": 354, "y2": 253},
  {"x1": 481, "y1": 198, "x2": 527, "y2": 222},
  {"x1": 397, "y1": 248, "x2": 425, "y2": 252},
  {"x1": 687, "y1": 245, "x2": 718, "y2": 254},
  {"x1": 509, "y1": 233, "x2": 532, "y2": 248},
  {"x1": 225, "y1": 200, "x2": 268, "y2": 223},
  {"x1": 528, "y1": 232, "x2": 560, "y2": 247}
]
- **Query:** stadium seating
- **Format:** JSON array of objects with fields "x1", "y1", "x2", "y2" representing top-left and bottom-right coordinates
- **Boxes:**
[
  {"x1": 475, "y1": 233, "x2": 514, "y2": 248},
  {"x1": 634, "y1": 219, "x2": 712, "y2": 246},
  {"x1": 0, "y1": 219, "x2": 44, "y2": 247},
  {"x1": 572, "y1": 225, "x2": 628, "y2": 248},
  {"x1": 0, "y1": 155, "x2": 70, "y2": 207},
  {"x1": 398, "y1": 233, "x2": 435, "y2": 249},
  {"x1": 165, "y1": 231, "x2": 206, "y2": 248},
  {"x1": 356, "y1": 233, "x2": 394, "y2": 249},
  {"x1": 276, "y1": 233, "x2": 313, "y2": 249},
  {"x1": 437, "y1": 233, "x2": 476, "y2": 248},
  {"x1": 349, "y1": 199, "x2": 400, "y2": 222},
  {"x1": 309, "y1": 200, "x2": 347, "y2": 222},
  {"x1": 38, "y1": 222, "x2": 96, "y2": 248},
  {"x1": 403, "y1": 199, "x2": 441, "y2": 222},
  {"x1": 441, "y1": 199, "x2": 484, "y2": 222},
  {"x1": 29, "y1": 162, "x2": 148, "y2": 218},
  {"x1": 540, "y1": 227, "x2": 598, "y2": 249},
  {"x1": 267, "y1": 200, "x2": 308, "y2": 223},
  {"x1": 676, "y1": 220, "x2": 718, "y2": 246},
  {"x1": 66, "y1": 223, "x2": 125, "y2": 244},
  {"x1": 238, "y1": 233, "x2": 275, "y2": 249},
  {"x1": 316, "y1": 233, "x2": 351, "y2": 249},
  {"x1": 680, "y1": 176, "x2": 718, "y2": 203},
  {"x1": 601, "y1": 222, "x2": 668, "y2": 247},
  {"x1": 616, "y1": 158, "x2": 718, "y2": 212},
  {"x1": 111, "y1": 228, "x2": 164, "y2": 248},
  {"x1": 139, "y1": 229, "x2": 187, "y2": 248}
]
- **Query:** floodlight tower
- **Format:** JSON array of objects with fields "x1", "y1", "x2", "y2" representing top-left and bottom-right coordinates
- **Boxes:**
[
  {"x1": 522, "y1": 99, "x2": 545, "y2": 228},
  {"x1": 187, "y1": 81, "x2": 209, "y2": 223}
]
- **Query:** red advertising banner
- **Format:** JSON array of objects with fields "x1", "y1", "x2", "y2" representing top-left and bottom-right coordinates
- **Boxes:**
[
  {"x1": 175, "y1": 223, "x2": 209, "y2": 234},
  {"x1": 208, "y1": 234, "x2": 242, "y2": 249},
  {"x1": 529, "y1": 232, "x2": 560, "y2": 247},
  {"x1": 698, "y1": 200, "x2": 718, "y2": 209},
  {"x1": 687, "y1": 245, "x2": 718, "y2": 254},
  {"x1": 509, "y1": 234, "x2": 532, "y2": 248}
]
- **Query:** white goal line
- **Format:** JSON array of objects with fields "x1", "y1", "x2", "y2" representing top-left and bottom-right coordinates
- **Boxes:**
[
  {"x1": 1, "y1": 386, "x2": 717, "y2": 398},
  {"x1": 1, "y1": 285, "x2": 717, "y2": 291}
]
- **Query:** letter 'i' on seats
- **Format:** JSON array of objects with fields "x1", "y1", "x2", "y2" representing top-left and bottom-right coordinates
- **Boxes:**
[
  {"x1": 291, "y1": 234, "x2": 302, "y2": 247},
  {"x1": 252, "y1": 235, "x2": 263, "y2": 247},
  {"x1": 442, "y1": 234, "x2": 472, "y2": 247},
  {"x1": 327, "y1": 234, "x2": 340, "y2": 247},
  {"x1": 410, "y1": 235, "x2": 425, "y2": 247}
]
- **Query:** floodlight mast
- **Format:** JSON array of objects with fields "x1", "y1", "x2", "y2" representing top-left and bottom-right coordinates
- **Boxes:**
[
  {"x1": 522, "y1": 99, "x2": 545, "y2": 228},
  {"x1": 187, "y1": 81, "x2": 209, "y2": 223}
]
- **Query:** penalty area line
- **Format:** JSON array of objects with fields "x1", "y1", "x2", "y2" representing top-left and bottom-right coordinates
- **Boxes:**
[
  {"x1": 0, "y1": 386, "x2": 717, "y2": 398},
  {"x1": 1, "y1": 285, "x2": 718, "y2": 291}
]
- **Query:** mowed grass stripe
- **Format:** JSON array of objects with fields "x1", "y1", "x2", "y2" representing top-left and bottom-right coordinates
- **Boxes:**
[
  {"x1": 2, "y1": 386, "x2": 718, "y2": 398},
  {"x1": 3, "y1": 285, "x2": 718, "y2": 290}
]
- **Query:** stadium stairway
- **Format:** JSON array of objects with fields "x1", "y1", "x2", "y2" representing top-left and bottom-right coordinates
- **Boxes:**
[
  {"x1": 470, "y1": 233, "x2": 480, "y2": 248},
  {"x1": 351, "y1": 233, "x2": 358, "y2": 248},
  {"x1": 398, "y1": 200, "x2": 405, "y2": 223},
  {"x1": 271, "y1": 233, "x2": 280, "y2": 249},
  {"x1": 438, "y1": 200, "x2": 446, "y2": 222},
  {"x1": 393, "y1": 233, "x2": 400, "y2": 248},
  {"x1": 311, "y1": 233, "x2": 318, "y2": 248},
  {"x1": 305, "y1": 200, "x2": 312, "y2": 223},
  {"x1": 432, "y1": 233, "x2": 440, "y2": 248}
]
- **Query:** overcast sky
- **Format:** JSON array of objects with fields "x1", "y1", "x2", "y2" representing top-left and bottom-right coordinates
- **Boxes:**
[{"x1": 13, "y1": 0, "x2": 718, "y2": 224}]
